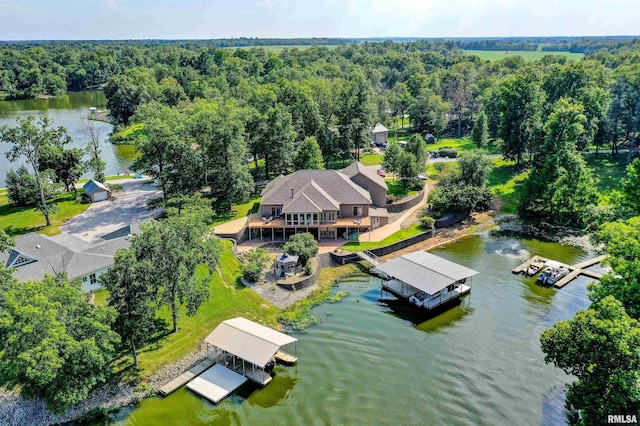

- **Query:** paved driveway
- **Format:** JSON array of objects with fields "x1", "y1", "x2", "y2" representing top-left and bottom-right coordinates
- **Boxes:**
[{"x1": 63, "y1": 179, "x2": 162, "y2": 242}]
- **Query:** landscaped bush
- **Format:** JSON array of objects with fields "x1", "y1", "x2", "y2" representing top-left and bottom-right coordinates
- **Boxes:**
[
  {"x1": 304, "y1": 262, "x2": 313, "y2": 275},
  {"x1": 419, "y1": 213, "x2": 435, "y2": 230},
  {"x1": 386, "y1": 194, "x2": 397, "y2": 204},
  {"x1": 241, "y1": 248, "x2": 269, "y2": 282},
  {"x1": 439, "y1": 148, "x2": 458, "y2": 158}
]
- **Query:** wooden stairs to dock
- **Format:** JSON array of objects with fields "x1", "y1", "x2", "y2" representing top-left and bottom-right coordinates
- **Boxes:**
[
  {"x1": 512, "y1": 254, "x2": 607, "y2": 289},
  {"x1": 356, "y1": 250, "x2": 379, "y2": 267}
]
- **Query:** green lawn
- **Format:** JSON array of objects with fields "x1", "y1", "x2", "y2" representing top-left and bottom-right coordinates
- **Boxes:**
[
  {"x1": 93, "y1": 289, "x2": 109, "y2": 307},
  {"x1": 0, "y1": 191, "x2": 90, "y2": 236},
  {"x1": 341, "y1": 223, "x2": 428, "y2": 252},
  {"x1": 386, "y1": 178, "x2": 419, "y2": 199},
  {"x1": 212, "y1": 196, "x2": 261, "y2": 226},
  {"x1": 111, "y1": 122, "x2": 146, "y2": 143},
  {"x1": 584, "y1": 153, "x2": 629, "y2": 204},
  {"x1": 486, "y1": 158, "x2": 529, "y2": 214},
  {"x1": 360, "y1": 153, "x2": 383, "y2": 166},
  {"x1": 112, "y1": 241, "x2": 281, "y2": 379},
  {"x1": 427, "y1": 137, "x2": 501, "y2": 155},
  {"x1": 461, "y1": 49, "x2": 584, "y2": 62}
]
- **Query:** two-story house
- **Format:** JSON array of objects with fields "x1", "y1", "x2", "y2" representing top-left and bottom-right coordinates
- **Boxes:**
[{"x1": 248, "y1": 162, "x2": 389, "y2": 241}]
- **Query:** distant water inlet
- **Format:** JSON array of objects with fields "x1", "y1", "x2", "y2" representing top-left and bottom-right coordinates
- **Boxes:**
[
  {"x1": 0, "y1": 91, "x2": 137, "y2": 187},
  {"x1": 102, "y1": 233, "x2": 592, "y2": 426}
]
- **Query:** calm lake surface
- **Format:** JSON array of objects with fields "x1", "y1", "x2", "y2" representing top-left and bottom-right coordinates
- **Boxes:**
[
  {"x1": 0, "y1": 91, "x2": 136, "y2": 187},
  {"x1": 100, "y1": 232, "x2": 592, "y2": 426}
]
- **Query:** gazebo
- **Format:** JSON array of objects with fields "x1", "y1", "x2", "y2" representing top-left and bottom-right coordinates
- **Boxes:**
[{"x1": 274, "y1": 253, "x2": 299, "y2": 278}]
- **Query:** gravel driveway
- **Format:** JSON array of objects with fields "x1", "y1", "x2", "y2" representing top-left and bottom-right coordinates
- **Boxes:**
[{"x1": 62, "y1": 179, "x2": 162, "y2": 242}]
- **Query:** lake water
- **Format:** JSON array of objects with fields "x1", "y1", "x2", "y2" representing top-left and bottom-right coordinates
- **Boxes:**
[
  {"x1": 98, "y1": 232, "x2": 591, "y2": 426},
  {"x1": 0, "y1": 91, "x2": 137, "y2": 187}
]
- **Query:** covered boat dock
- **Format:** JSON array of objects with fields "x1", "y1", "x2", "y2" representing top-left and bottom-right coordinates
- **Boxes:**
[
  {"x1": 374, "y1": 251, "x2": 478, "y2": 311},
  {"x1": 184, "y1": 317, "x2": 298, "y2": 404}
]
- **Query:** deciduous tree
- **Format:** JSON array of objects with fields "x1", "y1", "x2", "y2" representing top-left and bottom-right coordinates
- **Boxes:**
[
  {"x1": 471, "y1": 111, "x2": 489, "y2": 147},
  {"x1": 541, "y1": 296, "x2": 640, "y2": 425},
  {"x1": 294, "y1": 136, "x2": 324, "y2": 170},
  {"x1": 0, "y1": 277, "x2": 118, "y2": 413}
]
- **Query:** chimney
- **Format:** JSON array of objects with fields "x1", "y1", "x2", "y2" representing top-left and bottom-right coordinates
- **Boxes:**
[{"x1": 290, "y1": 187, "x2": 294, "y2": 199}]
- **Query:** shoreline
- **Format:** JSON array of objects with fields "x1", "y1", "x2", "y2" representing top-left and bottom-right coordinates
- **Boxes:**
[{"x1": 0, "y1": 212, "x2": 596, "y2": 426}]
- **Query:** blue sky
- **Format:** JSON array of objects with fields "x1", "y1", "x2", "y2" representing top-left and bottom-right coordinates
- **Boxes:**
[{"x1": 0, "y1": 0, "x2": 638, "y2": 40}]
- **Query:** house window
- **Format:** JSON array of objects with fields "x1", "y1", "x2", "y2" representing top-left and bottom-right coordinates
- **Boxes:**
[
  {"x1": 271, "y1": 207, "x2": 281, "y2": 217},
  {"x1": 353, "y1": 206, "x2": 362, "y2": 217},
  {"x1": 320, "y1": 212, "x2": 336, "y2": 223},
  {"x1": 90, "y1": 273, "x2": 97, "y2": 284},
  {"x1": 82, "y1": 276, "x2": 88, "y2": 283}
]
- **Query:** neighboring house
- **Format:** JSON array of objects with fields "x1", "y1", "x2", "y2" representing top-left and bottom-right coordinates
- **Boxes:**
[
  {"x1": 372, "y1": 123, "x2": 389, "y2": 146},
  {"x1": 0, "y1": 226, "x2": 137, "y2": 292},
  {"x1": 83, "y1": 179, "x2": 111, "y2": 202},
  {"x1": 248, "y1": 161, "x2": 389, "y2": 241}
]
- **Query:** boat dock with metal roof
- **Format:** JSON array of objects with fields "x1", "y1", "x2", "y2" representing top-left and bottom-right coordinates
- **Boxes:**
[
  {"x1": 176, "y1": 317, "x2": 298, "y2": 404},
  {"x1": 373, "y1": 251, "x2": 478, "y2": 312}
]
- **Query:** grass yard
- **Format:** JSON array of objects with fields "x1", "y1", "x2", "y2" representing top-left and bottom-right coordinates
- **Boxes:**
[
  {"x1": 113, "y1": 241, "x2": 281, "y2": 380},
  {"x1": 427, "y1": 137, "x2": 501, "y2": 155},
  {"x1": 341, "y1": 223, "x2": 428, "y2": 252},
  {"x1": 111, "y1": 122, "x2": 146, "y2": 143},
  {"x1": 360, "y1": 153, "x2": 383, "y2": 166},
  {"x1": 212, "y1": 196, "x2": 261, "y2": 226},
  {"x1": 584, "y1": 153, "x2": 629, "y2": 204},
  {"x1": 386, "y1": 178, "x2": 419, "y2": 199},
  {"x1": 461, "y1": 49, "x2": 584, "y2": 62},
  {"x1": 486, "y1": 158, "x2": 529, "y2": 214},
  {"x1": 0, "y1": 191, "x2": 90, "y2": 236}
]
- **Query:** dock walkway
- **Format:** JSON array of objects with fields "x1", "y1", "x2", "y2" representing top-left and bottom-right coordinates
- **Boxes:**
[
  {"x1": 512, "y1": 254, "x2": 608, "y2": 289},
  {"x1": 186, "y1": 364, "x2": 248, "y2": 404},
  {"x1": 356, "y1": 250, "x2": 379, "y2": 267},
  {"x1": 158, "y1": 358, "x2": 215, "y2": 396}
]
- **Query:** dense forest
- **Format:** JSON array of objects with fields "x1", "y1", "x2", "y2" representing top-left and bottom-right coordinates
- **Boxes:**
[{"x1": 2, "y1": 36, "x2": 640, "y2": 424}]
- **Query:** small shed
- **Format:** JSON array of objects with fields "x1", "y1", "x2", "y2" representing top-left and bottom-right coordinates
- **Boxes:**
[
  {"x1": 425, "y1": 133, "x2": 436, "y2": 144},
  {"x1": 274, "y1": 253, "x2": 299, "y2": 278},
  {"x1": 372, "y1": 123, "x2": 389, "y2": 145},
  {"x1": 83, "y1": 179, "x2": 111, "y2": 203}
]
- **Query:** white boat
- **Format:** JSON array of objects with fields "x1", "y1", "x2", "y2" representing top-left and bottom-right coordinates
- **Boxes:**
[{"x1": 536, "y1": 261, "x2": 569, "y2": 286}]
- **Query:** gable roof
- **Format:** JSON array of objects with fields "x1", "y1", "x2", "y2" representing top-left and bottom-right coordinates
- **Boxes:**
[
  {"x1": 373, "y1": 123, "x2": 389, "y2": 133},
  {"x1": 83, "y1": 179, "x2": 109, "y2": 195},
  {"x1": 374, "y1": 251, "x2": 478, "y2": 295},
  {"x1": 283, "y1": 192, "x2": 322, "y2": 213},
  {"x1": 0, "y1": 232, "x2": 130, "y2": 282},
  {"x1": 204, "y1": 317, "x2": 297, "y2": 368},
  {"x1": 340, "y1": 161, "x2": 388, "y2": 191},
  {"x1": 261, "y1": 169, "x2": 372, "y2": 207}
]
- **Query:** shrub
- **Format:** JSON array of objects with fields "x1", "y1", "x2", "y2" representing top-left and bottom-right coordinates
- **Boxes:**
[
  {"x1": 439, "y1": 148, "x2": 458, "y2": 158},
  {"x1": 386, "y1": 194, "x2": 397, "y2": 204},
  {"x1": 241, "y1": 248, "x2": 269, "y2": 282},
  {"x1": 304, "y1": 262, "x2": 313, "y2": 275},
  {"x1": 242, "y1": 262, "x2": 263, "y2": 282},
  {"x1": 419, "y1": 214, "x2": 435, "y2": 230},
  {"x1": 283, "y1": 233, "x2": 318, "y2": 266}
]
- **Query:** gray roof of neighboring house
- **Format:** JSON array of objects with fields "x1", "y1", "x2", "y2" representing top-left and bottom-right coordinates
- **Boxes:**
[
  {"x1": 340, "y1": 161, "x2": 388, "y2": 191},
  {"x1": 0, "y1": 232, "x2": 130, "y2": 282},
  {"x1": 83, "y1": 179, "x2": 110, "y2": 195},
  {"x1": 373, "y1": 123, "x2": 389, "y2": 133},
  {"x1": 262, "y1": 168, "x2": 372, "y2": 207},
  {"x1": 374, "y1": 251, "x2": 478, "y2": 295}
]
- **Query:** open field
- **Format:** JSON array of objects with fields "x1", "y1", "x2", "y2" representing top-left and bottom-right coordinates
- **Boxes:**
[
  {"x1": 462, "y1": 49, "x2": 584, "y2": 61},
  {"x1": 0, "y1": 191, "x2": 90, "y2": 237}
]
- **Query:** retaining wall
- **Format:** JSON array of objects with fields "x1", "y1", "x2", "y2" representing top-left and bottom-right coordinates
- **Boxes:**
[
  {"x1": 277, "y1": 256, "x2": 324, "y2": 291},
  {"x1": 434, "y1": 213, "x2": 467, "y2": 229},
  {"x1": 386, "y1": 188, "x2": 425, "y2": 213}
]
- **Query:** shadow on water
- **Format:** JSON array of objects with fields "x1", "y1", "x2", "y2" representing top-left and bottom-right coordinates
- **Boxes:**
[
  {"x1": 381, "y1": 296, "x2": 473, "y2": 333},
  {"x1": 239, "y1": 368, "x2": 298, "y2": 408}
]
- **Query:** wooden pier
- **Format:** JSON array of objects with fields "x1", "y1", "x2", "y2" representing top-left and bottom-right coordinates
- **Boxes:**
[
  {"x1": 512, "y1": 254, "x2": 607, "y2": 289},
  {"x1": 158, "y1": 358, "x2": 215, "y2": 396}
]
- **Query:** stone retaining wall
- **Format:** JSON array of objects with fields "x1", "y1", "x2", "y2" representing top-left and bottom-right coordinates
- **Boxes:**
[
  {"x1": 368, "y1": 230, "x2": 434, "y2": 257},
  {"x1": 277, "y1": 256, "x2": 324, "y2": 291},
  {"x1": 386, "y1": 188, "x2": 425, "y2": 213}
]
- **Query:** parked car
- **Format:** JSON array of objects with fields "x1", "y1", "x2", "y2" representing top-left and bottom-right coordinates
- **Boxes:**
[
  {"x1": 375, "y1": 142, "x2": 387, "y2": 148},
  {"x1": 377, "y1": 169, "x2": 386, "y2": 177},
  {"x1": 418, "y1": 173, "x2": 428, "y2": 180}
]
